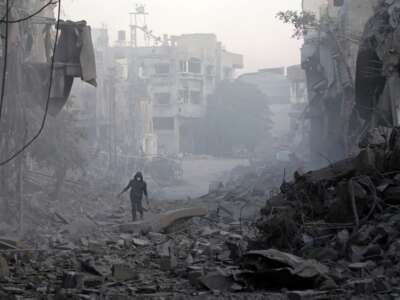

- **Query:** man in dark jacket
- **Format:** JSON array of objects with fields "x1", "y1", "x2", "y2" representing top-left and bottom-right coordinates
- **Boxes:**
[{"x1": 118, "y1": 172, "x2": 149, "y2": 221}]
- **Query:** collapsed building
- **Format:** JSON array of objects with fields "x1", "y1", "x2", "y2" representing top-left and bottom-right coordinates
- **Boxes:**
[
  {"x1": 1, "y1": 0, "x2": 97, "y2": 114},
  {"x1": 0, "y1": 1, "x2": 96, "y2": 200},
  {"x1": 301, "y1": 0, "x2": 386, "y2": 167}
]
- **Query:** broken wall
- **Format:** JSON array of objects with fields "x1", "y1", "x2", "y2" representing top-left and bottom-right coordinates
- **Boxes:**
[
  {"x1": 355, "y1": 0, "x2": 400, "y2": 130},
  {"x1": 301, "y1": 0, "x2": 378, "y2": 168}
]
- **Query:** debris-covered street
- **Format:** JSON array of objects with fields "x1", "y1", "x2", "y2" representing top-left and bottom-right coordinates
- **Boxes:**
[{"x1": 3, "y1": 0, "x2": 400, "y2": 299}]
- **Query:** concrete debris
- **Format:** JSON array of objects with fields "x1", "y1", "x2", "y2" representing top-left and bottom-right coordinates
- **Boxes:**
[
  {"x1": 199, "y1": 270, "x2": 235, "y2": 292},
  {"x1": 0, "y1": 238, "x2": 19, "y2": 250},
  {"x1": 0, "y1": 196, "x2": 260, "y2": 298},
  {"x1": 111, "y1": 264, "x2": 137, "y2": 281},
  {"x1": 255, "y1": 127, "x2": 400, "y2": 297},
  {"x1": 62, "y1": 271, "x2": 83, "y2": 289},
  {"x1": 3, "y1": 145, "x2": 399, "y2": 299},
  {"x1": 132, "y1": 237, "x2": 151, "y2": 247},
  {"x1": 240, "y1": 250, "x2": 332, "y2": 290},
  {"x1": 286, "y1": 290, "x2": 331, "y2": 300},
  {"x1": 7, "y1": 0, "x2": 400, "y2": 298},
  {"x1": 117, "y1": 207, "x2": 208, "y2": 233},
  {"x1": 0, "y1": 256, "x2": 9, "y2": 278}
]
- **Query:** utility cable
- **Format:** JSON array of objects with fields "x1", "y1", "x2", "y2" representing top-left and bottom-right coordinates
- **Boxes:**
[
  {"x1": 0, "y1": 0, "x2": 8, "y2": 121},
  {"x1": 0, "y1": 0, "x2": 12, "y2": 23},
  {"x1": 0, "y1": 0, "x2": 61, "y2": 167},
  {"x1": 0, "y1": 0, "x2": 57, "y2": 24}
]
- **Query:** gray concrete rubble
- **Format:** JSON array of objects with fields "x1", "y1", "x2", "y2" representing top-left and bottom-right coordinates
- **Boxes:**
[
  {"x1": 117, "y1": 207, "x2": 209, "y2": 233},
  {"x1": 4, "y1": 140, "x2": 397, "y2": 299},
  {"x1": 4, "y1": 0, "x2": 400, "y2": 299},
  {"x1": 256, "y1": 127, "x2": 400, "y2": 298},
  {"x1": 0, "y1": 194, "x2": 274, "y2": 299}
]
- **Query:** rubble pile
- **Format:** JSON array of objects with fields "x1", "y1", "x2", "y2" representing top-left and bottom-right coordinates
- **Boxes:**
[
  {"x1": 256, "y1": 127, "x2": 400, "y2": 297},
  {"x1": 7, "y1": 127, "x2": 400, "y2": 297},
  {"x1": 208, "y1": 159, "x2": 301, "y2": 202},
  {"x1": 0, "y1": 209, "x2": 288, "y2": 299}
]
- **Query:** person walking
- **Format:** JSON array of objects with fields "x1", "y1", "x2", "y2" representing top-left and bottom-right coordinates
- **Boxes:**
[{"x1": 118, "y1": 172, "x2": 149, "y2": 221}]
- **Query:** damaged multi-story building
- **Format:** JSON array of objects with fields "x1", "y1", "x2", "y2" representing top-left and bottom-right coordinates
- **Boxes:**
[
  {"x1": 0, "y1": 0, "x2": 97, "y2": 209},
  {"x1": 0, "y1": 0, "x2": 96, "y2": 115},
  {"x1": 300, "y1": 0, "x2": 391, "y2": 167},
  {"x1": 119, "y1": 33, "x2": 243, "y2": 156},
  {"x1": 76, "y1": 21, "x2": 244, "y2": 158}
]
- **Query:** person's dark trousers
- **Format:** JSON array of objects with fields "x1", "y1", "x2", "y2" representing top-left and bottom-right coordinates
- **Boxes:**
[{"x1": 130, "y1": 197, "x2": 143, "y2": 221}]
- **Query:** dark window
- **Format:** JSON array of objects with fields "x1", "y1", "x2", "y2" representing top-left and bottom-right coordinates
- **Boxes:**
[
  {"x1": 154, "y1": 93, "x2": 171, "y2": 105},
  {"x1": 190, "y1": 91, "x2": 202, "y2": 105},
  {"x1": 153, "y1": 117, "x2": 174, "y2": 130},
  {"x1": 154, "y1": 63, "x2": 170, "y2": 74},
  {"x1": 188, "y1": 58, "x2": 202, "y2": 74},
  {"x1": 179, "y1": 89, "x2": 189, "y2": 103},
  {"x1": 334, "y1": 0, "x2": 344, "y2": 6}
]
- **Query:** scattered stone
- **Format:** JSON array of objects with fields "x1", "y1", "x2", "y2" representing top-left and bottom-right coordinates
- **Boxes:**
[
  {"x1": 0, "y1": 238, "x2": 19, "y2": 250},
  {"x1": 62, "y1": 271, "x2": 83, "y2": 289},
  {"x1": 287, "y1": 290, "x2": 330, "y2": 300},
  {"x1": 132, "y1": 238, "x2": 150, "y2": 247},
  {"x1": 111, "y1": 264, "x2": 137, "y2": 281},
  {"x1": 136, "y1": 285, "x2": 157, "y2": 294},
  {"x1": 83, "y1": 275, "x2": 104, "y2": 288},
  {"x1": 80, "y1": 258, "x2": 103, "y2": 276},
  {"x1": 347, "y1": 279, "x2": 375, "y2": 294},
  {"x1": 2, "y1": 286, "x2": 24, "y2": 294},
  {"x1": 0, "y1": 256, "x2": 9, "y2": 278},
  {"x1": 147, "y1": 232, "x2": 167, "y2": 243},
  {"x1": 199, "y1": 270, "x2": 234, "y2": 292}
]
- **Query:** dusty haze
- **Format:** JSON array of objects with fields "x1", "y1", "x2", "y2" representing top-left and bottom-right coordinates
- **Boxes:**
[{"x1": 63, "y1": 0, "x2": 303, "y2": 73}]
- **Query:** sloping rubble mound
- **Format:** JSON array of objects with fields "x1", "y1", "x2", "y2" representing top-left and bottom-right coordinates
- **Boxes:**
[
  {"x1": 257, "y1": 127, "x2": 400, "y2": 297},
  {"x1": 208, "y1": 159, "x2": 301, "y2": 202}
]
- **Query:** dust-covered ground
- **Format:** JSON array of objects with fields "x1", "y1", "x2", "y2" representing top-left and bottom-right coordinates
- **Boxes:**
[{"x1": 159, "y1": 157, "x2": 249, "y2": 200}]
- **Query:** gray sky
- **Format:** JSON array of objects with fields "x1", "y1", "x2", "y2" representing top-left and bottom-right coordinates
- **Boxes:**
[{"x1": 63, "y1": 0, "x2": 302, "y2": 73}]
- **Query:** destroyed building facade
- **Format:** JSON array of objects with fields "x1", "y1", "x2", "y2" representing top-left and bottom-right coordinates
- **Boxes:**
[
  {"x1": 301, "y1": 0, "x2": 379, "y2": 167},
  {"x1": 0, "y1": 1, "x2": 97, "y2": 200},
  {"x1": 71, "y1": 30, "x2": 243, "y2": 158},
  {"x1": 123, "y1": 33, "x2": 244, "y2": 155}
]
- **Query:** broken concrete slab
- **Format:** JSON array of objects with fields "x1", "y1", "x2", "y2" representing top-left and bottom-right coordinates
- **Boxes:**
[
  {"x1": 287, "y1": 290, "x2": 331, "y2": 300},
  {"x1": 117, "y1": 207, "x2": 208, "y2": 233},
  {"x1": 347, "y1": 279, "x2": 375, "y2": 294},
  {"x1": 62, "y1": 271, "x2": 83, "y2": 289},
  {"x1": 156, "y1": 240, "x2": 178, "y2": 271},
  {"x1": 111, "y1": 264, "x2": 138, "y2": 281},
  {"x1": 240, "y1": 249, "x2": 332, "y2": 290},
  {"x1": 187, "y1": 266, "x2": 205, "y2": 287},
  {"x1": 147, "y1": 232, "x2": 167, "y2": 243},
  {"x1": 199, "y1": 270, "x2": 234, "y2": 292},
  {"x1": 0, "y1": 256, "x2": 9, "y2": 278},
  {"x1": 298, "y1": 157, "x2": 357, "y2": 184},
  {"x1": 132, "y1": 238, "x2": 150, "y2": 247},
  {"x1": 79, "y1": 258, "x2": 103, "y2": 276},
  {"x1": 0, "y1": 237, "x2": 20, "y2": 250}
]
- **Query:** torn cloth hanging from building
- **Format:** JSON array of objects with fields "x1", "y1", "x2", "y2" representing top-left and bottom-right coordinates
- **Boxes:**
[{"x1": 50, "y1": 20, "x2": 97, "y2": 115}]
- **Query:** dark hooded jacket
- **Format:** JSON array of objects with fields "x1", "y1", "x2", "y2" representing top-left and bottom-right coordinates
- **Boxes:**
[{"x1": 122, "y1": 172, "x2": 148, "y2": 200}]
